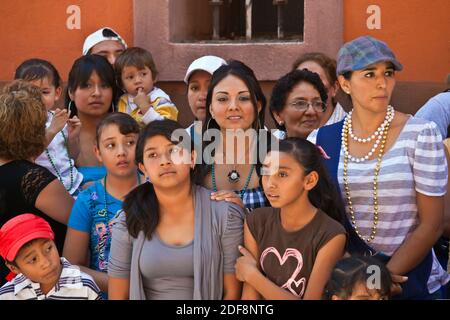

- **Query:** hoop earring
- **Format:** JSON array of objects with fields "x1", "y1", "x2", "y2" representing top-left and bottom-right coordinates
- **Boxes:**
[
  {"x1": 111, "y1": 102, "x2": 116, "y2": 113},
  {"x1": 254, "y1": 116, "x2": 262, "y2": 132},
  {"x1": 206, "y1": 117, "x2": 213, "y2": 132},
  {"x1": 68, "y1": 100, "x2": 74, "y2": 115}
]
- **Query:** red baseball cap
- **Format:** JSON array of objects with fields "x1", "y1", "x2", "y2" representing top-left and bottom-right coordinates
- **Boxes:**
[{"x1": 0, "y1": 214, "x2": 54, "y2": 262}]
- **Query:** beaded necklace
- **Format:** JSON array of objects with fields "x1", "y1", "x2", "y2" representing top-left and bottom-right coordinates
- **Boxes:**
[
  {"x1": 45, "y1": 130, "x2": 74, "y2": 192},
  {"x1": 342, "y1": 111, "x2": 392, "y2": 243},
  {"x1": 211, "y1": 163, "x2": 255, "y2": 200},
  {"x1": 97, "y1": 173, "x2": 142, "y2": 217}
]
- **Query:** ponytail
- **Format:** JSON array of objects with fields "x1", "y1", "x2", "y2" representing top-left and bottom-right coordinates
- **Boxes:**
[
  {"x1": 278, "y1": 138, "x2": 345, "y2": 224},
  {"x1": 123, "y1": 181, "x2": 159, "y2": 239}
]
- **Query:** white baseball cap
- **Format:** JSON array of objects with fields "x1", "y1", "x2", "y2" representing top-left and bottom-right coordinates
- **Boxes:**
[
  {"x1": 82, "y1": 27, "x2": 128, "y2": 55},
  {"x1": 184, "y1": 55, "x2": 227, "y2": 84}
]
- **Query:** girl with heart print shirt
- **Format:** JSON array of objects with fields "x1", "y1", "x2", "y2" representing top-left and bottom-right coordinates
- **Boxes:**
[{"x1": 235, "y1": 138, "x2": 347, "y2": 299}]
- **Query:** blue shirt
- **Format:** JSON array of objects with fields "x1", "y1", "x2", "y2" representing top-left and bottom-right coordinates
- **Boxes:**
[
  {"x1": 415, "y1": 92, "x2": 450, "y2": 139},
  {"x1": 77, "y1": 166, "x2": 107, "y2": 187},
  {"x1": 68, "y1": 179, "x2": 122, "y2": 273}
]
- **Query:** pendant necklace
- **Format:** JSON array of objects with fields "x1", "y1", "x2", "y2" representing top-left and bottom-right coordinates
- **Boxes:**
[
  {"x1": 227, "y1": 166, "x2": 241, "y2": 183},
  {"x1": 97, "y1": 173, "x2": 142, "y2": 217},
  {"x1": 212, "y1": 163, "x2": 254, "y2": 200}
]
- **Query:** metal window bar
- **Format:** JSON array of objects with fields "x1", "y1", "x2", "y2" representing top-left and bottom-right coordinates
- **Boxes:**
[
  {"x1": 210, "y1": 0, "x2": 288, "y2": 40},
  {"x1": 245, "y1": 0, "x2": 252, "y2": 40},
  {"x1": 210, "y1": 0, "x2": 223, "y2": 40},
  {"x1": 273, "y1": 0, "x2": 287, "y2": 39}
]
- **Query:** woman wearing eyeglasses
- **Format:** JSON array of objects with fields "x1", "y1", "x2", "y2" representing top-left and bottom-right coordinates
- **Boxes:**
[{"x1": 270, "y1": 69, "x2": 328, "y2": 140}]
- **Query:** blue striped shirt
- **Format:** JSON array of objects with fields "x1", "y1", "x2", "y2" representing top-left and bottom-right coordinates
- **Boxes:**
[{"x1": 0, "y1": 258, "x2": 101, "y2": 300}]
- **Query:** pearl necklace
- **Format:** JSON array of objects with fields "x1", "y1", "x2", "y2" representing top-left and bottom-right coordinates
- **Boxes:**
[
  {"x1": 342, "y1": 106, "x2": 394, "y2": 162},
  {"x1": 342, "y1": 113, "x2": 391, "y2": 243},
  {"x1": 349, "y1": 105, "x2": 394, "y2": 143}
]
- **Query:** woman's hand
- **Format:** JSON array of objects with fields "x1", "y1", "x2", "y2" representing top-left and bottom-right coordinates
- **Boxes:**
[
  {"x1": 67, "y1": 115, "x2": 81, "y2": 141},
  {"x1": 235, "y1": 245, "x2": 259, "y2": 283},
  {"x1": 210, "y1": 190, "x2": 245, "y2": 209},
  {"x1": 390, "y1": 274, "x2": 408, "y2": 297}
]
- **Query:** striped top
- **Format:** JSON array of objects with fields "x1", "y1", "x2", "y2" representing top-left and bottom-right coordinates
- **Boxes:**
[
  {"x1": 337, "y1": 116, "x2": 447, "y2": 256},
  {"x1": 0, "y1": 258, "x2": 101, "y2": 300}
]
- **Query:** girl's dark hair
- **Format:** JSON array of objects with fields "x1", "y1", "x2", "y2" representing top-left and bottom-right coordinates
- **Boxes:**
[
  {"x1": 270, "y1": 69, "x2": 328, "y2": 131},
  {"x1": 14, "y1": 58, "x2": 62, "y2": 88},
  {"x1": 95, "y1": 112, "x2": 140, "y2": 145},
  {"x1": 123, "y1": 119, "x2": 194, "y2": 239},
  {"x1": 65, "y1": 54, "x2": 118, "y2": 117},
  {"x1": 196, "y1": 59, "x2": 272, "y2": 183},
  {"x1": 323, "y1": 256, "x2": 392, "y2": 300},
  {"x1": 276, "y1": 138, "x2": 344, "y2": 223}
]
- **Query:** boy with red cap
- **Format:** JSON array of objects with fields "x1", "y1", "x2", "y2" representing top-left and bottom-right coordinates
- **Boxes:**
[{"x1": 0, "y1": 214, "x2": 101, "y2": 300}]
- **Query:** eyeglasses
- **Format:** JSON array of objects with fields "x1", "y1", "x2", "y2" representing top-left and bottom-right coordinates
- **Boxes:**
[{"x1": 287, "y1": 100, "x2": 326, "y2": 112}]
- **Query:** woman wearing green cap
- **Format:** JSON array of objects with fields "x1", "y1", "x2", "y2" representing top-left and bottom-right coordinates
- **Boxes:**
[{"x1": 316, "y1": 36, "x2": 448, "y2": 299}]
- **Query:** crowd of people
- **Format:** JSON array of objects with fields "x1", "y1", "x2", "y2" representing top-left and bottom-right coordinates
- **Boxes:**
[{"x1": 0, "y1": 27, "x2": 449, "y2": 300}]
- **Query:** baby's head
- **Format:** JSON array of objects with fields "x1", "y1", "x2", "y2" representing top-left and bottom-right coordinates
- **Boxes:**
[
  {"x1": 324, "y1": 256, "x2": 392, "y2": 300},
  {"x1": 14, "y1": 58, "x2": 62, "y2": 111},
  {"x1": 0, "y1": 214, "x2": 62, "y2": 292},
  {"x1": 115, "y1": 47, "x2": 158, "y2": 97}
]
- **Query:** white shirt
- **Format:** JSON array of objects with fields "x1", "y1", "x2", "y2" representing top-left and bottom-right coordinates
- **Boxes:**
[{"x1": 35, "y1": 111, "x2": 83, "y2": 195}]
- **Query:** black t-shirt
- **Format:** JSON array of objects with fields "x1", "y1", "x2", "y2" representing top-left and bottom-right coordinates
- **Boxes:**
[{"x1": 0, "y1": 160, "x2": 67, "y2": 285}]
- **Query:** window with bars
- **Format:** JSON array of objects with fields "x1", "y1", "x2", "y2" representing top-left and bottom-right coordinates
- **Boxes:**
[{"x1": 170, "y1": 0, "x2": 304, "y2": 43}]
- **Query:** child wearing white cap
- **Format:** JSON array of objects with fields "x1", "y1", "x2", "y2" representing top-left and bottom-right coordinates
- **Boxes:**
[
  {"x1": 83, "y1": 27, "x2": 128, "y2": 65},
  {"x1": 184, "y1": 55, "x2": 227, "y2": 136}
]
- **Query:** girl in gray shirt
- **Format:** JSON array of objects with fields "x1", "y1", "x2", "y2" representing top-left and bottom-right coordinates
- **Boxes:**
[{"x1": 108, "y1": 119, "x2": 245, "y2": 300}]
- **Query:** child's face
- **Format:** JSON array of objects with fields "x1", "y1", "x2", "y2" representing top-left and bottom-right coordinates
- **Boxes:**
[
  {"x1": 69, "y1": 71, "x2": 113, "y2": 118},
  {"x1": 138, "y1": 135, "x2": 194, "y2": 190},
  {"x1": 333, "y1": 281, "x2": 388, "y2": 300},
  {"x1": 261, "y1": 151, "x2": 317, "y2": 208},
  {"x1": 121, "y1": 65, "x2": 154, "y2": 97},
  {"x1": 30, "y1": 77, "x2": 62, "y2": 111},
  {"x1": 95, "y1": 124, "x2": 139, "y2": 178},
  {"x1": 8, "y1": 239, "x2": 62, "y2": 291},
  {"x1": 187, "y1": 70, "x2": 211, "y2": 122}
]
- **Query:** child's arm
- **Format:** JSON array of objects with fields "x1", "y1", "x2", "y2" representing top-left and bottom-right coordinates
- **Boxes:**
[
  {"x1": 66, "y1": 116, "x2": 81, "y2": 160},
  {"x1": 108, "y1": 277, "x2": 130, "y2": 300},
  {"x1": 108, "y1": 214, "x2": 132, "y2": 300},
  {"x1": 136, "y1": 88, "x2": 179, "y2": 124},
  {"x1": 222, "y1": 205, "x2": 244, "y2": 300},
  {"x1": 302, "y1": 234, "x2": 346, "y2": 300},
  {"x1": 236, "y1": 220, "x2": 262, "y2": 300},
  {"x1": 63, "y1": 228, "x2": 109, "y2": 292},
  {"x1": 45, "y1": 108, "x2": 68, "y2": 148}
]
